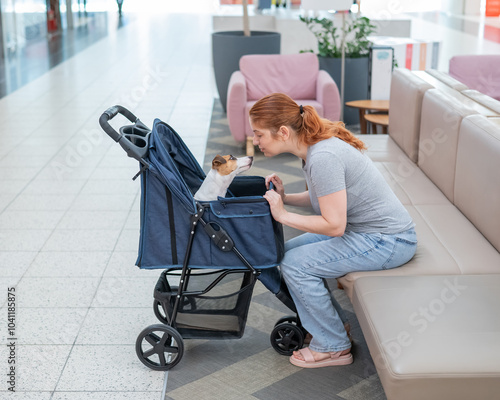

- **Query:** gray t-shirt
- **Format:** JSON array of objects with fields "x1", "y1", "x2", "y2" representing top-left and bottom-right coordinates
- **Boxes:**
[{"x1": 302, "y1": 137, "x2": 414, "y2": 234}]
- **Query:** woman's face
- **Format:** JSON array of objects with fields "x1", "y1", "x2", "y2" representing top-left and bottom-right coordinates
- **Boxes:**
[{"x1": 250, "y1": 121, "x2": 284, "y2": 157}]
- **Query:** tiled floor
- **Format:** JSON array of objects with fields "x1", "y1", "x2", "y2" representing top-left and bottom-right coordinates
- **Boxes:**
[{"x1": 1, "y1": 2, "x2": 500, "y2": 399}]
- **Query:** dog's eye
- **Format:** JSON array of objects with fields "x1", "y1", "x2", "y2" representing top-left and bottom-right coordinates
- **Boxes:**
[{"x1": 229, "y1": 155, "x2": 237, "y2": 160}]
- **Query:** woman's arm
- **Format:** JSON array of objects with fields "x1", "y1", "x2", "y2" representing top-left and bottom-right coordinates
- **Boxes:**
[
  {"x1": 264, "y1": 189, "x2": 347, "y2": 237},
  {"x1": 282, "y1": 191, "x2": 311, "y2": 207}
]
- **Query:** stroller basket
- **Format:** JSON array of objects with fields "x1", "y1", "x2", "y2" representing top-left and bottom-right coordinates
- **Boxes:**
[{"x1": 154, "y1": 268, "x2": 256, "y2": 339}]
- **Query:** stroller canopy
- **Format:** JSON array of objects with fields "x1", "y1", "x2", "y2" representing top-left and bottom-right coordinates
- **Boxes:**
[{"x1": 148, "y1": 119, "x2": 205, "y2": 214}]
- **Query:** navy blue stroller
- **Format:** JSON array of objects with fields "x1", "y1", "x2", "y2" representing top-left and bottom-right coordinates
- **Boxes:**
[{"x1": 99, "y1": 106, "x2": 305, "y2": 370}]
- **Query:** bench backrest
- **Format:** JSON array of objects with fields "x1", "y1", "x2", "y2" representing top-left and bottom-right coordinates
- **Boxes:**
[
  {"x1": 421, "y1": 69, "x2": 469, "y2": 91},
  {"x1": 455, "y1": 115, "x2": 500, "y2": 252},
  {"x1": 418, "y1": 89, "x2": 477, "y2": 203},
  {"x1": 389, "y1": 68, "x2": 432, "y2": 163}
]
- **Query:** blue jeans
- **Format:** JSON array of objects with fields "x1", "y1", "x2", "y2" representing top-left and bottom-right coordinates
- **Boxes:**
[{"x1": 281, "y1": 228, "x2": 417, "y2": 353}]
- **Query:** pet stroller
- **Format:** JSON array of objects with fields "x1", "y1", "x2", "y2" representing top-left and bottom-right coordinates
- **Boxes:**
[{"x1": 99, "y1": 106, "x2": 306, "y2": 371}]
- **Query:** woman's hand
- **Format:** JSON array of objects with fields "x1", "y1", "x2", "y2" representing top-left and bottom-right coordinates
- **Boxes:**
[
  {"x1": 265, "y1": 173, "x2": 285, "y2": 201},
  {"x1": 263, "y1": 188, "x2": 288, "y2": 223}
]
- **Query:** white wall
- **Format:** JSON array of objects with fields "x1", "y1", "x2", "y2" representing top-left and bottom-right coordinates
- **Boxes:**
[
  {"x1": 359, "y1": 0, "x2": 443, "y2": 15},
  {"x1": 464, "y1": 0, "x2": 483, "y2": 15},
  {"x1": 361, "y1": 0, "x2": 482, "y2": 18},
  {"x1": 440, "y1": 0, "x2": 465, "y2": 14}
]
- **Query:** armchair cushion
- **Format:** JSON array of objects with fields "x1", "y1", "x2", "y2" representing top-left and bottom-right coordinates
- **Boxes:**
[{"x1": 240, "y1": 53, "x2": 319, "y2": 101}]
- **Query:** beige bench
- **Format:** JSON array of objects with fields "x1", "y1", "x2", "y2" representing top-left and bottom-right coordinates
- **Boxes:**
[{"x1": 341, "y1": 68, "x2": 500, "y2": 399}]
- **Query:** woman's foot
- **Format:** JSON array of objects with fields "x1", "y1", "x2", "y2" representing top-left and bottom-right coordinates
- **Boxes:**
[{"x1": 290, "y1": 347, "x2": 353, "y2": 368}]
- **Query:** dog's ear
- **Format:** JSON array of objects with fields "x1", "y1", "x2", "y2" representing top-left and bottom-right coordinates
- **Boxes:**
[{"x1": 212, "y1": 155, "x2": 227, "y2": 168}]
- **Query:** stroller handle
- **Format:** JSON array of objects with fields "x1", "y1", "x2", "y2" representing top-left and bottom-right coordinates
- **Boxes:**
[
  {"x1": 99, "y1": 106, "x2": 151, "y2": 174},
  {"x1": 99, "y1": 105, "x2": 138, "y2": 142}
]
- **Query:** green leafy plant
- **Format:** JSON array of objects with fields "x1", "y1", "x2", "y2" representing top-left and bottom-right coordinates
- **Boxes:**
[{"x1": 300, "y1": 15, "x2": 376, "y2": 58}]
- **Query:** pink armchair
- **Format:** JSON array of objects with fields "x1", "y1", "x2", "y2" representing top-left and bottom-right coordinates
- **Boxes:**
[
  {"x1": 449, "y1": 55, "x2": 500, "y2": 101},
  {"x1": 227, "y1": 53, "x2": 341, "y2": 155}
]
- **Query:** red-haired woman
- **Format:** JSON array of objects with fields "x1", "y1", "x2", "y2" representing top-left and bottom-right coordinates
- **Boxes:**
[{"x1": 249, "y1": 93, "x2": 416, "y2": 368}]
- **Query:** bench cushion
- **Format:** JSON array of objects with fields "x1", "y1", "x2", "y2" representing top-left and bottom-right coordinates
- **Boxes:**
[
  {"x1": 375, "y1": 160, "x2": 450, "y2": 206},
  {"x1": 352, "y1": 274, "x2": 500, "y2": 400},
  {"x1": 358, "y1": 135, "x2": 406, "y2": 162},
  {"x1": 338, "y1": 205, "x2": 459, "y2": 299},
  {"x1": 338, "y1": 202, "x2": 500, "y2": 299}
]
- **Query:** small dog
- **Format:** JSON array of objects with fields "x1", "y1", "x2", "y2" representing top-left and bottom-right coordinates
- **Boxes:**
[{"x1": 194, "y1": 155, "x2": 253, "y2": 201}]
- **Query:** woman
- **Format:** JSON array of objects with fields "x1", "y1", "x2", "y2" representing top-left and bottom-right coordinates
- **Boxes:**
[{"x1": 249, "y1": 93, "x2": 417, "y2": 368}]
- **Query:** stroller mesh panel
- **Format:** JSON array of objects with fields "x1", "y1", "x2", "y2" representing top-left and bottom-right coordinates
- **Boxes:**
[
  {"x1": 155, "y1": 269, "x2": 255, "y2": 339},
  {"x1": 176, "y1": 314, "x2": 240, "y2": 333}
]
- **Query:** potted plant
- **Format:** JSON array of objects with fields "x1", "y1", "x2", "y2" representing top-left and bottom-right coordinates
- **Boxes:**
[
  {"x1": 300, "y1": 14, "x2": 376, "y2": 124},
  {"x1": 212, "y1": 0, "x2": 281, "y2": 112}
]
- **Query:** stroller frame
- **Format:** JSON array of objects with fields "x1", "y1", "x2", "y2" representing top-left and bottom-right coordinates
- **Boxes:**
[{"x1": 100, "y1": 105, "x2": 306, "y2": 371}]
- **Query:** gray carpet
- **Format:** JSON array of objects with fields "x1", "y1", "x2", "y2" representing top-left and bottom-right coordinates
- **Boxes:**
[{"x1": 165, "y1": 101, "x2": 386, "y2": 400}]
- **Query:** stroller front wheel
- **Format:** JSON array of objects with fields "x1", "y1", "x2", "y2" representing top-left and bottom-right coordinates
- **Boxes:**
[
  {"x1": 270, "y1": 322, "x2": 304, "y2": 356},
  {"x1": 274, "y1": 315, "x2": 308, "y2": 337},
  {"x1": 274, "y1": 315, "x2": 299, "y2": 327},
  {"x1": 136, "y1": 324, "x2": 184, "y2": 371}
]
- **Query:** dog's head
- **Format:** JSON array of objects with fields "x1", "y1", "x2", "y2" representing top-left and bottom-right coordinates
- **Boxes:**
[{"x1": 212, "y1": 155, "x2": 253, "y2": 177}]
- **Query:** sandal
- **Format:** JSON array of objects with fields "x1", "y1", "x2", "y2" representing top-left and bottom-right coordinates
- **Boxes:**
[
  {"x1": 290, "y1": 347, "x2": 353, "y2": 368},
  {"x1": 303, "y1": 322, "x2": 353, "y2": 345}
]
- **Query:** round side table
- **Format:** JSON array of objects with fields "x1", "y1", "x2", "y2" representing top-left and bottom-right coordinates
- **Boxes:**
[
  {"x1": 364, "y1": 113, "x2": 389, "y2": 134},
  {"x1": 345, "y1": 100, "x2": 389, "y2": 134}
]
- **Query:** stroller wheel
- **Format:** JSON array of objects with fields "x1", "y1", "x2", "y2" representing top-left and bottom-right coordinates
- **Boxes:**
[
  {"x1": 274, "y1": 315, "x2": 309, "y2": 337},
  {"x1": 270, "y1": 322, "x2": 304, "y2": 356},
  {"x1": 136, "y1": 324, "x2": 184, "y2": 371},
  {"x1": 274, "y1": 315, "x2": 298, "y2": 326}
]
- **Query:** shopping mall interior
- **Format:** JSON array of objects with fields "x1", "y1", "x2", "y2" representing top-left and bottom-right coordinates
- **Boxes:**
[{"x1": 1, "y1": 0, "x2": 499, "y2": 399}]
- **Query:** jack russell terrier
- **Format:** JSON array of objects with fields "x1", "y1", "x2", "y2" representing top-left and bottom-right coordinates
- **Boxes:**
[{"x1": 194, "y1": 155, "x2": 253, "y2": 201}]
